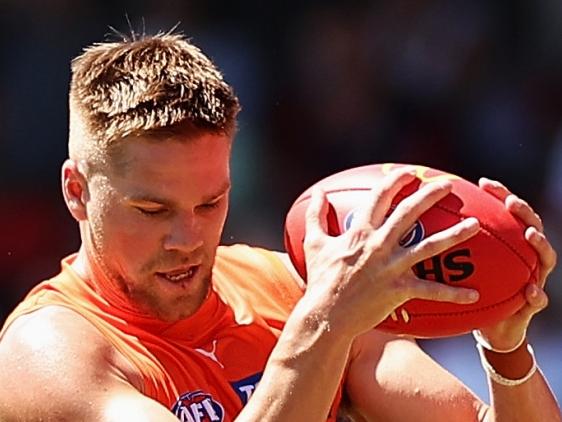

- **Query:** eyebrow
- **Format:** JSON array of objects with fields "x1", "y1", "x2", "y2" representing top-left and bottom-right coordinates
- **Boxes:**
[
  {"x1": 201, "y1": 181, "x2": 231, "y2": 203},
  {"x1": 126, "y1": 181, "x2": 231, "y2": 206}
]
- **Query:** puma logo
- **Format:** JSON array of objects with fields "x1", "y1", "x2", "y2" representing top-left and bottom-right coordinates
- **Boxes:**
[{"x1": 194, "y1": 340, "x2": 224, "y2": 368}]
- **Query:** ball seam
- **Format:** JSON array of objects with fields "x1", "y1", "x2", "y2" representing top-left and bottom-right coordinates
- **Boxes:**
[{"x1": 291, "y1": 187, "x2": 536, "y2": 271}]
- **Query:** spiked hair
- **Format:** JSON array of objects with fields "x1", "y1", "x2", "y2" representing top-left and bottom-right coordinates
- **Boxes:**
[{"x1": 68, "y1": 33, "x2": 240, "y2": 165}]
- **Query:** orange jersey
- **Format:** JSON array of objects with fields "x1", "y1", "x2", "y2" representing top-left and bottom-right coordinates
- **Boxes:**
[{"x1": 1, "y1": 244, "x2": 344, "y2": 421}]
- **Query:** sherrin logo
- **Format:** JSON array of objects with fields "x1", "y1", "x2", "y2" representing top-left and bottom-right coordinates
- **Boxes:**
[
  {"x1": 172, "y1": 390, "x2": 224, "y2": 422},
  {"x1": 398, "y1": 221, "x2": 425, "y2": 247},
  {"x1": 342, "y1": 163, "x2": 457, "y2": 241},
  {"x1": 343, "y1": 208, "x2": 425, "y2": 248}
]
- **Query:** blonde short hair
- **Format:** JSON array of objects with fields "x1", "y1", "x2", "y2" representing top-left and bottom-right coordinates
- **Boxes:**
[{"x1": 68, "y1": 33, "x2": 240, "y2": 168}]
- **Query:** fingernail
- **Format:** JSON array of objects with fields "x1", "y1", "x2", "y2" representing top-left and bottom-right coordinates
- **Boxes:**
[
  {"x1": 403, "y1": 166, "x2": 417, "y2": 175},
  {"x1": 436, "y1": 180, "x2": 452, "y2": 189},
  {"x1": 468, "y1": 290, "x2": 480, "y2": 302},
  {"x1": 312, "y1": 186, "x2": 325, "y2": 197},
  {"x1": 464, "y1": 217, "x2": 480, "y2": 229},
  {"x1": 506, "y1": 194, "x2": 518, "y2": 206},
  {"x1": 527, "y1": 227, "x2": 543, "y2": 244},
  {"x1": 531, "y1": 227, "x2": 541, "y2": 239}
]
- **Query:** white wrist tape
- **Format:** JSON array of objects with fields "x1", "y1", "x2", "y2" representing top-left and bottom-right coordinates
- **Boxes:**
[
  {"x1": 472, "y1": 329, "x2": 526, "y2": 353},
  {"x1": 476, "y1": 342, "x2": 537, "y2": 387}
]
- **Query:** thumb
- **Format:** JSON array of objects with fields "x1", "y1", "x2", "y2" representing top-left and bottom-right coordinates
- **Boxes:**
[{"x1": 521, "y1": 283, "x2": 549, "y2": 319}]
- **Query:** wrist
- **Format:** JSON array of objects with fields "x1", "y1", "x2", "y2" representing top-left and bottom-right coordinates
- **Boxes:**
[
  {"x1": 294, "y1": 288, "x2": 364, "y2": 341},
  {"x1": 475, "y1": 337, "x2": 537, "y2": 386},
  {"x1": 280, "y1": 297, "x2": 353, "y2": 355},
  {"x1": 472, "y1": 329, "x2": 527, "y2": 353}
]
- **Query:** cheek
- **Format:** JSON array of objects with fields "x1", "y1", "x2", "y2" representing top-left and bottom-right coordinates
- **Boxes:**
[
  {"x1": 97, "y1": 213, "x2": 166, "y2": 279},
  {"x1": 87, "y1": 179, "x2": 121, "y2": 247},
  {"x1": 206, "y1": 204, "x2": 229, "y2": 242},
  {"x1": 109, "y1": 212, "x2": 163, "y2": 249},
  {"x1": 90, "y1": 204, "x2": 160, "y2": 262}
]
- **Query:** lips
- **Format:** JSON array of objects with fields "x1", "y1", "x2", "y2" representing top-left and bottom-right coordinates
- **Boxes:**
[{"x1": 156, "y1": 265, "x2": 200, "y2": 283}]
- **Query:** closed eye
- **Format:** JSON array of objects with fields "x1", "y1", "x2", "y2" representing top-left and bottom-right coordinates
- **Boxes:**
[
  {"x1": 198, "y1": 200, "x2": 220, "y2": 210},
  {"x1": 134, "y1": 206, "x2": 168, "y2": 216}
]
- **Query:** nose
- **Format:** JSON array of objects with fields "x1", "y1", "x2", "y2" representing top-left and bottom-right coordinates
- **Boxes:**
[{"x1": 163, "y1": 212, "x2": 204, "y2": 253}]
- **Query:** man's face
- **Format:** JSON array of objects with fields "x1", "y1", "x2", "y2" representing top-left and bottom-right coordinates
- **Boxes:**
[{"x1": 83, "y1": 133, "x2": 231, "y2": 322}]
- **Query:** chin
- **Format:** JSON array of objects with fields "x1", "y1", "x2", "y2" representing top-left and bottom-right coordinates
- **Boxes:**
[
  {"x1": 157, "y1": 302, "x2": 201, "y2": 322},
  {"x1": 161, "y1": 281, "x2": 211, "y2": 321}
]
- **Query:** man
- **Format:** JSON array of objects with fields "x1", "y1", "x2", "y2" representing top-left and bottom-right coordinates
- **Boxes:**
[{"x1": 0, "y1": 33, "x2": 559, "y2": 422}]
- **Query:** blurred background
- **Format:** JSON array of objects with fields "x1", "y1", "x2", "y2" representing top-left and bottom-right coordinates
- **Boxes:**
[{"x1": 0, "y1": 0, "x2": 560, "y2": 402}]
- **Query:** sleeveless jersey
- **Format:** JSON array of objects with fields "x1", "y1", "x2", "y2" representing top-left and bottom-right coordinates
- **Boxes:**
[{"x1": 0, "y1": 244, "x2": 343, "y2": 421}]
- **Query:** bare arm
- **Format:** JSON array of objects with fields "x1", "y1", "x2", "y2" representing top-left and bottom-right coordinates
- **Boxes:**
[
  {"x1": 236, "y1": 298, "x2": 353, "y2": 421},
  {"x1": 237, "y1": 169, "x2": 481, "y2": 421},
  {"x1": 476, "y1": 178, "x2": 561, "y2": 422},
  {"x1": 345, "y1": 330, "x2": 560, "y2": 422},
  {"x1": 0, "y1": 170, "x2": 487, "y2": 422},
  {"x1": 346, "y1": 331, "x2": 486, "y2": 421},
  {"x1": 483, "y1": 362, "x2": 561, "y2": 422},
  {"x1": 0, "y1": 306, "x2": 178, "y2": 422},
  {"x1": 345, "y1": 178, "x2": 561, "y2": 422}
]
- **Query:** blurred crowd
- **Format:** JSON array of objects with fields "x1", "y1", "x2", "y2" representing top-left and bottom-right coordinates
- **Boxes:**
[{"x1": 1, "y1": 0, "x2": 561, "y2": 400}]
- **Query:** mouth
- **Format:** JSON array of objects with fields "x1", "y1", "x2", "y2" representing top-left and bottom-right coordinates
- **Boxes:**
[{"x1": 156, "y1": 265, "x2": 200, "y2": 284}]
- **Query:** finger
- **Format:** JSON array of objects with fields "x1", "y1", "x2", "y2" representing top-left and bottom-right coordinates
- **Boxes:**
[
  {"x1": 479, "y1": 177, "x2": 512, "y2": 201},
  {"x1": 526, "y1": 227, "x2": 557, "y2": 288},
  {"x1": 479, "y1": 177, "x2": 542, "y2": 230},
  {"x1": 401, "y1": 217, "x2": 480, "y2": 266},
  {"x1": 355, "y1": 167, "x2": 418, "y2": 229},
  {"x1": 381, "y1": 180, "x2": 454, "y2": 245},
  {"x1": 511, "y1": 284, "x2": 550, "y2": 329},
  {"x1": 402, "y1": 276, "x2": 480, "y2": 304},
  {"x1": 525, "y1": 283, "x2": 549, "y2": 312},
  {"x1": 506, "y1": 195, "x2": 544, "y2": 232},
  {"x1": 304, "y1": 187, "x2": 329, "y2": 247}
]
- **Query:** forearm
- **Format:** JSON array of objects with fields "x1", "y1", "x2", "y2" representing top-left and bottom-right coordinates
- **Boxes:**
[
  {"x1": 485, "y1": 370, "x2": 560, "y2": 422},
  {"x1": 235, "y1": 297, "x2": 353, "y2": 422},
  {"x1": 480, "y1": 342, "x2": 561, "y2": 422}
]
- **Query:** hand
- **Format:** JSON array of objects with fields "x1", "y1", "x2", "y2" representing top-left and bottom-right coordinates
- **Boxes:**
[
  {"x1": 301, "y1": 168, "x2": 481, "y2": 338},
  {"x1": 476, "y1": 178, "x2": 557, "y2": 350}
]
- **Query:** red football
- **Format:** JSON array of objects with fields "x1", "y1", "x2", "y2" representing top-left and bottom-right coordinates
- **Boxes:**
[{"x1": 284, "y1": 163, "x2": 538, "y2": 337}]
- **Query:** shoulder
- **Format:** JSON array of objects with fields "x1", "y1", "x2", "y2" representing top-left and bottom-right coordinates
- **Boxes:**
[
  {"x1": 216, "y1": 243, "x2": 304, "y2": 287},
  {"x1": 216, "y1": 243, "x2": 276, "y2": 267},
  {"x1": 0, "y1": 306, "x2": 141, "y2": 420},
  {"x1": 213, "y1": 245, "x2": 304, "y2": 319},
  {"x1": 0, "y1": 305, "x2": 125, "y2": 365}
]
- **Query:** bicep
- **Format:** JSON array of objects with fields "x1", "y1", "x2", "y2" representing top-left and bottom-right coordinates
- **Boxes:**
[
  {"x1": 0, "y1": 374, "x2": 176, "y2": 422},
  {"x1": 0, "y1": 309, "x2": 176, "y2": 422},
  {"x1": 345, "y1": 330, "x2": 489, "y2": 422},
  {"x1": 100, "y1": 387, "x2": 179, "y2": 422}
]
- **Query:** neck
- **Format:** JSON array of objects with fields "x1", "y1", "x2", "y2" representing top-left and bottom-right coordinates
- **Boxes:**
[
  {"x1": 71, "y1": 244, "x2": 114, "y2": 291},
  {"x1": 70, "y1": 244, "x2": 146, "y2": 317},
  {"x1": 68, "y1": 245, "x2": 200, "y2": 334},
  {"x1": 71, "y1": 244, "x2": 92, "y2": 282}
]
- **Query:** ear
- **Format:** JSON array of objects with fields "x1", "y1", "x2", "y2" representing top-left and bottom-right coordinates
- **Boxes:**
[{"x1": 61, "y1": 159, "x2": 88, "y2": 221}]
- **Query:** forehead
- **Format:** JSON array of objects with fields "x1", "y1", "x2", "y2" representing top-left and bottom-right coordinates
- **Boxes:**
[{"x1": 109, "y1": 133, "x2": 232, "y2": 199}]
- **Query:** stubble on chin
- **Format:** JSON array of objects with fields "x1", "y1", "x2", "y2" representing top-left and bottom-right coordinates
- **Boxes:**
[{"x1": 129, "y1": 269, "x2": 213, "y2": 322}]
